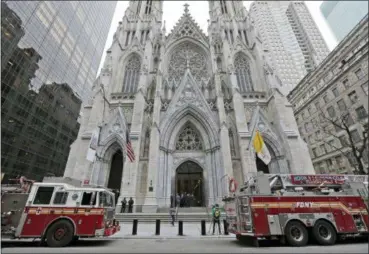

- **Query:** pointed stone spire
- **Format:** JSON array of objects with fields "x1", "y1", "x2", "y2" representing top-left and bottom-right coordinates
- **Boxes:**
[{"x1": 184, "y1": 3, "x2": 190, "y2": 15}]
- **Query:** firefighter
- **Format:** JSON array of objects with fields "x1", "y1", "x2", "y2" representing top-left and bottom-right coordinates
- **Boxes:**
[{"x1": 212, "y1": 204, "x2": 221, "y2": 235}]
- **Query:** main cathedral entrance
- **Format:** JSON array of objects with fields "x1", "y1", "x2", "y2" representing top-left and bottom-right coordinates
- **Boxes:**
[
  {"x1": 107, "y1": 149, "x2": 123, "y2": 191},
  {"x1": 175, "y1": 161, "x2": 203, "y2": 207}
]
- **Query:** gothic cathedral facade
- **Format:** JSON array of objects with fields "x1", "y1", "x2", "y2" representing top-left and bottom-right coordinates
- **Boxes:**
[{"x1": 64, "y1": 1, "x2": 314, "y2": 212}]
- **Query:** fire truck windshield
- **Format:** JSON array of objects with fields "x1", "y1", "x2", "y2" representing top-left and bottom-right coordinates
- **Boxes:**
[{"x1": 99, "y1": 191, "x2": 114, "y2": 207}]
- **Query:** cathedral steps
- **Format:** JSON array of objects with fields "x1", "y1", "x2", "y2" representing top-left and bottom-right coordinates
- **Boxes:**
[{"x1": 115, "y1": 211, "x2": 226, "y2": 223}]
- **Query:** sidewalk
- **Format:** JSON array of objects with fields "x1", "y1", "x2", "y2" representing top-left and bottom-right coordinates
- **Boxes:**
[{"x1": 111, "y1": 222, "x2": 234, "y2": 239}]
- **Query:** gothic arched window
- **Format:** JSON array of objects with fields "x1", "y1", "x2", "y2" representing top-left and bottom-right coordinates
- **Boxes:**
[
  {"x1": 175, "y1": 126, "x2": 203, "y2": 151},
  {"x1": 168, "y1": 42, "x2": 209, "y2": 85},
  {"x1": 234, "y1": 54, "x2": 254, "y2": 93},
  {"x1": 122, "y1": 55, "x2": 141, "y2": 93}
]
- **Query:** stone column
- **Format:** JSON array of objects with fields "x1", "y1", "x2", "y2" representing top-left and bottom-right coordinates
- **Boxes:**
[
  {"x1": 118, "y1": 73, "x2": 148, "y2": 211},
  {"x1": 229, "y1": 71, "x2": 252, "y2": 179},
  {"x1": 214, "y1": 74, "x2": 233, "y2": 196},
  {"x1": 143, "y1": 74, "x2": 162, "y2": 212}
]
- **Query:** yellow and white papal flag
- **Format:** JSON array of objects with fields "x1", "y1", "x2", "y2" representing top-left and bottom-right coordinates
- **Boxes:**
[{"x1": 253, "y1": 131, "x2": 271, "y2": 165}]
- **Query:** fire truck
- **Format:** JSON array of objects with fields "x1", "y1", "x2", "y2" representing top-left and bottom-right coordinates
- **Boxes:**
[
  {"x1": 223, "y1": 172, "x2": 368, "y2": 247},
  {"x1": 1, "y1": 176, "x2": 120, "y2": 247}
]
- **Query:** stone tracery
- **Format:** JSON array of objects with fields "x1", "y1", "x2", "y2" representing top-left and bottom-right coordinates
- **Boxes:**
[
  {"x1": 175, "y1": 125, "x2": 203, "y2": 151},
  {"x1": 234, "y1": 53, "x2": 254, "y2": 93},
  {"x1": 168, "y1": 42, "x2": 209, "y2": 84},
  {"x1": 122, "y1": 54, "x2": 141, "y2": 93}
]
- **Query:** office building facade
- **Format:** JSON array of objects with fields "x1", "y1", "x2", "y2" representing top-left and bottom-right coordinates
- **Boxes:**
[
  {"x1": 249, "y1": 1, "x2": 330, "y2": 94},
  {"x1": 287, "y1": 15, "x2": 368, "y2": 174},
  {"x1": 1, "y1": 1, "x2": 116, "y2": 181}
]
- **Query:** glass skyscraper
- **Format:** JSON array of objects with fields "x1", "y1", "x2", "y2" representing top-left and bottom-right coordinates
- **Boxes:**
[
  {"x1": 320, "y1": 1, "x2": 368, "y2": 42},
  {"x1": 1, "y1": 1, "x2": 117, "y2": 181}
]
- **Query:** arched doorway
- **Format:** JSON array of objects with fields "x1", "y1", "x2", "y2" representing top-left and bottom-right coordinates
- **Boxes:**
[
  {"x1": 175, "y1": 161, "x2": 203, "y2": 207},
  {"x1": 107, "y1": 150, "x2": 123, "y2": 191}
]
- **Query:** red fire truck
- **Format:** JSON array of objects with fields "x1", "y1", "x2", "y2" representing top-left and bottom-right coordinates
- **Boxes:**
[
  {"x1": 223, "y1": 173, "x2": 368, "y2": 247},
  {"x1": 1, "y1": 176, "x2": 120, "y2": 247}
]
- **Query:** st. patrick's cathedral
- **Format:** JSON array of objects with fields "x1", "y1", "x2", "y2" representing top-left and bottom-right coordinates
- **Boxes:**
[{"x1": 64, "y1": 1, "x2": 314, "y2": 212}]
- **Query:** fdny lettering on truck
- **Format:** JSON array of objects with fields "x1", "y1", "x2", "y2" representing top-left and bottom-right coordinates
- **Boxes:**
[{"x1": 295, "y1": 202, "x2": 314, "y2": 208}]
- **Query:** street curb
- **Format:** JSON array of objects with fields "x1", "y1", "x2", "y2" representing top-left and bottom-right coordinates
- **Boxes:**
[{"x1": 109, "y1": 235, "x2": 234, "y2": 240}]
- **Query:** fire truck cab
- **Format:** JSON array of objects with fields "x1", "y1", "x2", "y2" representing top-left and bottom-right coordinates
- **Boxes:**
[
  {"x1": 1, "y1": 177, "x2": 120, "y2": 247},
  {"x1": 223, "y1": 172, "x2": 368, "y2": 247}
]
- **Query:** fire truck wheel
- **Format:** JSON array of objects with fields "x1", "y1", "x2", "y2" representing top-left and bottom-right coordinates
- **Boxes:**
[
  {"x1": 285, "y1": 221, "x2": 309, "y2": 247},
  {"x1": 45, "y1": 220, "x2": 74, "y2": 247},
  {"x1": 312, "y1": 220, "x2": 337, "y2": 245}
]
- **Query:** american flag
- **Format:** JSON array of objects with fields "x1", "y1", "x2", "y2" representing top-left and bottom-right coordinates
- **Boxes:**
[{"x1": 126, "y1": 131, "x2": 135, "y2": 162}]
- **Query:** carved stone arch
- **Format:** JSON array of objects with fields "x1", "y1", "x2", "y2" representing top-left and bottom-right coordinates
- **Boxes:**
[
  {"x1": 114, "y1": 52, "x2": 143, "y2": 93},
  {"x1": 99, "y1": 132, "x2": 126, "y2": 160},
  {"x1": 257, "y1": 131, "x2": 283, "y2": 158},
  {"x1": 172, "y1": 157, "x2": 206, "y2": 175},
  {"x1": 160, "y1": 105, "x2": 219, "y2": 150}
]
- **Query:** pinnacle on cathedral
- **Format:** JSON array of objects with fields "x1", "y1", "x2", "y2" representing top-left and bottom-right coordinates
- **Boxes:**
[{"x1": 64, "y1": 0, "x2": 315, "y2": 213}]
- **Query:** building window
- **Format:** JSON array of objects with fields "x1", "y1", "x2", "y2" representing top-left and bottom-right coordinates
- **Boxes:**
[
  {"x1": 320, "y1": 144, "x2": 327, "y2": 155},
  {"x1": 348, "y1": 91, "x2": 358, "y2": 104},
  {"x1": 220, "y1": 0, "x2": 228, "y2": 14},
  {"x1": 307, "y1": 107, "x2": 312, "y2": 115},
  {"x1": 327, "y1": 106, "x2": 336, "y2": 118},
  {"x1": 312, "y1": 148, "x2": 317, "y2": 158},
  {"x1": 355, "y1": 106, "x2": 367, "y2": 120},
  {"x1": 323, "y1": 94, "x2": 329, "y2": 103},
  {"x1": 355, "y1": 68, "x2": 364, "y2": 79},
  {"x1": 122, "y1": 54, "x2": 141, "y2": 93},
  {"x1": 337, "y1": 99, "x2": 347, "y2": 111},
  {"x1": 328, "y1": 140, "x2": 335, "y2": 151},
  {"x1": 362, "y1": 83, "x2": 368, "y2": 95},
  {"x1": 234, "y1": 53, "x2": 254, "y2": 93},
  {"x1": 339, "y1": 135, "x2": 348, "y2": 147},
  {"x1": 332, "y1": 87, "x2": 339, "y2": 97},
  {"x1": 342, "y1": 78, "x2": 349, "y2": 88},
  {"x1": 314, "y1": 101, "x2": 320, "y2": 111},
  {"x1": 343, "y1": 113, "x2": 354, "y2": 126},
  {"x1": 145, "y1": 0, "x2": 152, "y2": 14},
  {"x1": 350, "y1": 129, "x2": 361, "y2": 143}
]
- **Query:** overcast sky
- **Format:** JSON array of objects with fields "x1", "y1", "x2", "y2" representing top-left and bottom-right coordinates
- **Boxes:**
[{"x1": 97, "y1": 1, "x2": 338, "y2": 76}]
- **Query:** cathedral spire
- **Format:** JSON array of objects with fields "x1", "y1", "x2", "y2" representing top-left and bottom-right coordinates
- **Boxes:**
[{"x1": 184, "y1": 3, "x2": 190, "y2": 15}]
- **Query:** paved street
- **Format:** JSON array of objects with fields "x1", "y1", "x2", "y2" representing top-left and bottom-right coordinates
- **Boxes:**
[{"x1": 2, "y1": 238, "x2": 368, "y2": 253}]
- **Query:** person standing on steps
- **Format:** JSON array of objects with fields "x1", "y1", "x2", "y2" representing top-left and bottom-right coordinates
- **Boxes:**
[
  {"x1": 121, "y1": 197, "x2": 127, "y2": 213},
  {"x1": 128, "y1": 197, "x2": 134, "y2": 213},
  {"x1": 212, "y1": 204, "x2": 221, "y2": 235}
]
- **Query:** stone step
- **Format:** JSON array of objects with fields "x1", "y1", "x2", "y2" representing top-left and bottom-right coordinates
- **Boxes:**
[
  {"x1": 157, "y1": 207, "x2": 208, "y2": 213},
  {"x1": 115, "y1": 212, "x2": 226, "y2": 223}
]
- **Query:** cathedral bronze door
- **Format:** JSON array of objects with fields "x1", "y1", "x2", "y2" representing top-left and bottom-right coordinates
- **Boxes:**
[{"x1": 175, "y1": 161, "x2": 203, "y2": 207}]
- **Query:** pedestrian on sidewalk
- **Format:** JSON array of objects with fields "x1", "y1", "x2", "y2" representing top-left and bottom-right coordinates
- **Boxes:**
[
  {"x1": 121, "y1": 197, "x2": 127, "y2": 213},
  {"x1": 169, "y1": 207, "x2": 176, "y2": 226},
  {"x1": 212, "y1": 204, "x2": 221, "y2": 235},
  {"x1": 128, "y1": 197, "x2": 134, "y2": 213}
]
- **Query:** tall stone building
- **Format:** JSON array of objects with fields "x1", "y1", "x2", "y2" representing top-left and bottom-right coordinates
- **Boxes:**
[
  {"x1": 64, "y1": 1, "x2": 314, "y2": 212},
  {"x1": 249, "y1": 1, "x2": 330, "y2": 94},
  {"x1": 288, "y1": 15, "x2": 368, "y2": 175}
]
